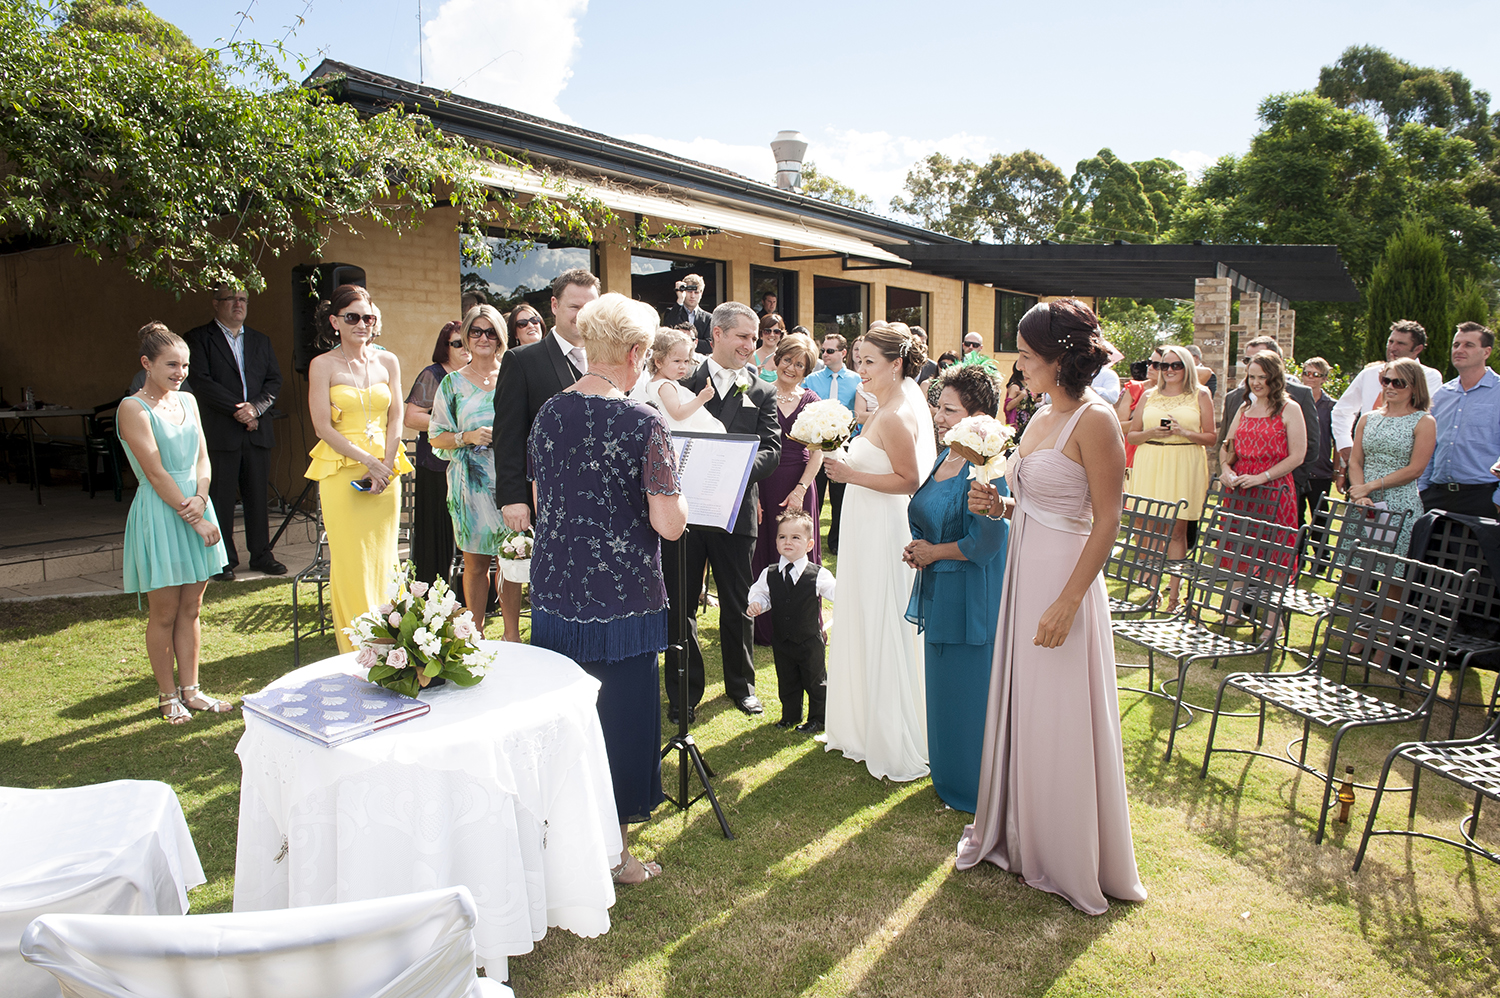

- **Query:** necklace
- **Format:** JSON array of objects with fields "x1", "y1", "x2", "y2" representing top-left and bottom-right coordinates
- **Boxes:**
[
  {"x1": 582, "y1": 370, "x2": 620, "y2": 392},
  {"x1": 340, "y1": 345, "x2": 381, "y2": 439},
  {"x1": 776, "y1": 389, "x2": 799, "y2": 405},
  {"x1": 468, "y1": 363, "x2": 499, "y2": 388}
]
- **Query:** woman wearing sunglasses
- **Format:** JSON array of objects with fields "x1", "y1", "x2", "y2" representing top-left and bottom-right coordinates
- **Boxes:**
[
  {"x1": 403, "y1": 320, "x2": 469, "y2": 591},
  {"x1": 1126, "y1": 343, "x2": 1216, "y2": 612},
  {"x1": 306, "y1": 284, "x2": 414, "y2": 651},
  {"x1": 507, "y1": 303, "x2": 546, "y2": 349},
  {"x1": 429, "y1": 305, "x2": 523, "y2": 641},
  {"x1": 1345, "y1": 357, "x2": 1435, "y2": 568}
]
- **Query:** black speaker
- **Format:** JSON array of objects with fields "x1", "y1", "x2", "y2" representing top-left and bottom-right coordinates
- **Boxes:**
[{"x1": 292, "y1": 263, "x2": 367, "y2": 373}]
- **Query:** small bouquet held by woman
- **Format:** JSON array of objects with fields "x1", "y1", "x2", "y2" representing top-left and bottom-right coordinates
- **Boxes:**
[
  {"x1": 345, "y1": 561, "x2": 497, "y2": 697},
  {"x1": 497, "y1": 530, "x2": 533, "y2": 585},
  {"x1": 943, "y1": 414, "x2": 1017, "y2": 484},
  {"x1": 789, "y1": 399, "x2": 857, "y2": 452}
]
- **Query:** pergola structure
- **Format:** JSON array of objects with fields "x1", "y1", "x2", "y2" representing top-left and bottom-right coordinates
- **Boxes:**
[{"x1": 884, "y1": 241, "x2": 1362, "y2": 418}]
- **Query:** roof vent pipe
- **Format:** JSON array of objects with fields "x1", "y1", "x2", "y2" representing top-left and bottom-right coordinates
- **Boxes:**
[{"x1": 771, "y1": 130, "x2": 808, "y2": 191}]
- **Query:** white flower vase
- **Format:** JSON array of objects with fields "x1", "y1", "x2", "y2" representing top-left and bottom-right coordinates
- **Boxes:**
[{"x1": 497, "y1": 557, "x2": 530, "y2": 585}]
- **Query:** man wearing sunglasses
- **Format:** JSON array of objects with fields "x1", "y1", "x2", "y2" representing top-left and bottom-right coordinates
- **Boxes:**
[
  {"x1": 1331, "y1": 319, "x2": 1444, "y2": 491},
  {"x1": 184, "y1": 284, "x2": 286, "y2": 581},
  {"x1": 803, "y1": 333, "x2": 862, "y2": 554},
  {"x1": 663, "y1": 273, "x2": 712, "y2": 354}
]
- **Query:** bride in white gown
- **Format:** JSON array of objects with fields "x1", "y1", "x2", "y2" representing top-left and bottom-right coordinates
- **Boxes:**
[{"x1": 821, "y1": 324, "x2": 937, "y2": 781}]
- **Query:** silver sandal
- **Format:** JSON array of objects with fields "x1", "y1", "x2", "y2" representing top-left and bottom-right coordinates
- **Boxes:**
[
  {"x1": 158, "y1": 692, "x2": 191, "y2": 725},
  {"x1": 178, "y1": 684, "x2": 234, "y2": 714}
]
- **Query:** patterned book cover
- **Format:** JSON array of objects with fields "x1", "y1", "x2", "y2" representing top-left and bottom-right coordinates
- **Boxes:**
[{"x1": 243, "y1": 673, "x2": 430, "y2": 747}]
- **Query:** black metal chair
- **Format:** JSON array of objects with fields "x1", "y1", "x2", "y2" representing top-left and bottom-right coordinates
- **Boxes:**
[
  {"x1": 1106, "y1": 494, "x2": 1185, "y2": 617},
  {"x1": 83, "y1": 400, "x2": 126, "y2": 501},
  {"x1": 1200, "y1": 550, "x2": 1478, "y2": 843},
  {"x1": 291, "y1": 517, "x2": 332, "y2": 668},
  {"x1": 1354, "y1": 711, "x2": 1500, "y2": 870},
  {"x1": 1415, "y1": 512, "x2": 1500, "y2": 738},
  {"x1": 1114, "y1": 507, "x2": 1300, "y2": 761},
  {"x1": 1164, "y1": 481, "x2": 1288, "y2": 588}
]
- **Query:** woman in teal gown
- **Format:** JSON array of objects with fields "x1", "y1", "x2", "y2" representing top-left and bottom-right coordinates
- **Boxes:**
[{"x1": 904, "y1": 365, "x2": 1010, "y2": 813}]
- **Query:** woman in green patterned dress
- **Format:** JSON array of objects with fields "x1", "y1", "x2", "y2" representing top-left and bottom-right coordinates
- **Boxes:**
[{"x1": 429, "y1": 305, "x2": 520, "y2": 640}]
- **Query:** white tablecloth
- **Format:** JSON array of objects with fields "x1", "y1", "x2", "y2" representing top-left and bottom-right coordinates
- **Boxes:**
[
  {"x1": 0, "y1": 780, "x2": 206, "y2": 998},
  {"x1": 233, "y1": 643, "x2": 621, "y2": 974}
]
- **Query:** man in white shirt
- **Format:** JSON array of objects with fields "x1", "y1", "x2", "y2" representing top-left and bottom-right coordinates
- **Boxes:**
[{"x1": 1331, "y1": 319, "x2": 1444, "y2": 488}]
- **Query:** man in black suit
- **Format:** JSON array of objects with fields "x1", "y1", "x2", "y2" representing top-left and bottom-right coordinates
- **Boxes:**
[
  {"x1": 184, "y1": 286, "x2": 285, "y2": 580},
  {"x1": 492, "y1": 268, "x2": 601, "y2": 531},
  {"x1": 662, "y1": 273, "x2": 712, "y2": 354},
  {"x1": 1215, "y1": 334, "x2": 1320, "y2": 520},
  {"x1": 662, "y1": 301, "x2": 781, "y2": 720}
]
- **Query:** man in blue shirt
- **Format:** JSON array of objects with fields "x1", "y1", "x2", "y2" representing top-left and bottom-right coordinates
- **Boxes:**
[
  {"x1": 803, "y1": 333, "x2": 862, "y2": 554},
  {"x1": 1418, "y1": 322, "x2": 1500, "y2": 518}
]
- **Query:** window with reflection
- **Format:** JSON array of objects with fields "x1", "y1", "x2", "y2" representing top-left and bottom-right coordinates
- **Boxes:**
[
  {"x1": 995, "y1": 290, "x2": 1037, "y2": 352},
  {"x1": 460, "y1": 235, "x2": 595, "y2": 322},
  {"x1": 886, "y1": 286, "x2": 928, "y2": 328},
  {"x1": 630, "y1": 252, "x2": 725, "y2": 318},
  {"x1": 814, "y1": 275, "x2": 868, "y2": 344}
]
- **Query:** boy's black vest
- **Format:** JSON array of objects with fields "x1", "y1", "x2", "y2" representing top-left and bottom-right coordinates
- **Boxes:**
[{"x1": 768, "y1": 565, "x2": 821, "y2": 645}]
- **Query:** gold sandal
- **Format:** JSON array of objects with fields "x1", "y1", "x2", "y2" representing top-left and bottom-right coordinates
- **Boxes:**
[
  {"x1": 158, "y1": 692, "x2": 191, "y2": 725},
  {"x1": 178, "y1": 684, "x2": 234, "y2": 714}
]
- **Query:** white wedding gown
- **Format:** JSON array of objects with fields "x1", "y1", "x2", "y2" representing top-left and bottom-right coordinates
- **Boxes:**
[{"x1": 822, "y1": 380, "x2": 935, "y2": 782}]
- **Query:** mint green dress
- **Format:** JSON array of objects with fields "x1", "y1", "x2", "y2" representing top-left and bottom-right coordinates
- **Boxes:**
[
  {"x1": 117, "y1": 397, "x2": 228, "y2": 592},
  {"x1": 430, "y1": 372, "x2": 515, "y2": 556}
]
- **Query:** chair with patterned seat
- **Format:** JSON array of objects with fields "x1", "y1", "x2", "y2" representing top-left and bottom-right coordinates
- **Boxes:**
[{"x1": 1105, "y1": 494, "x2": 1185, "y2": 617}]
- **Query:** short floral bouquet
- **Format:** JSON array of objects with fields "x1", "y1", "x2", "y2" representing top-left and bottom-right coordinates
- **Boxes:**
[
  {"x1": 789, "y1": 399, "x2": 857, "y2": 452},
  {"x1": 497, "y1": 530, "x2": 533, "y2": 585},
  {"x1": 943, "y1": 414, "x2": 1018, "y2": 484},
  {"x1": 344, "y1": 561, "x2": 496, "y2": 697}
]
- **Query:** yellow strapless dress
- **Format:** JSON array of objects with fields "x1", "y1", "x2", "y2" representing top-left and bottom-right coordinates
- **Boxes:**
[{"x1": 305, "y1": 383, "x2": 415, "y2": 652}]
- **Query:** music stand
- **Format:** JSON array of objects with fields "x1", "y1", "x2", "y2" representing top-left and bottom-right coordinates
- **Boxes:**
[{"x1": 661, "y1": 431, "x2": 761, "y2": 840}]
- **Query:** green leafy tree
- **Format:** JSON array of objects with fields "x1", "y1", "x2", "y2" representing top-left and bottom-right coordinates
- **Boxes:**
[
  {"x1": 1366, "y1": 220, "x2": 1453, "y2": 373},
  {"x1": 798, "y1": 161, "x2": 875, "y2": 213},
  {"x1": 0, "y1": 0, "x2": 620, "y2": 295},
  {"x1": 889, "y1": 152, "x2": 979, "y2": 238},
  {"x1": 1054, "y1": 149, "x2": 1173, "y2": 244},
  {"x1": 969, "y1": 150, "x2": 1067, "y2": 244}
]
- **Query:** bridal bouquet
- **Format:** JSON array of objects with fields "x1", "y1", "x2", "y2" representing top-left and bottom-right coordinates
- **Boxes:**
[
  {"x1": 497, "y1": 530, "x2": 533, "y2": 585},
  {"x1": 943, "y1": 414, "x2": 1017, "y2": 484},
  {"x1": 345, "y1": 561, "x2": 496, "y2": 697},
  {"x1": 789, "y1": 399, "x2": 856, "y2": 452}
]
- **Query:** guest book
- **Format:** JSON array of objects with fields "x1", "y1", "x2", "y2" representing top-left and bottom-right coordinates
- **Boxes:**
[{"x1": 243, "y1": 673, "x2": 430, "y2": 747}]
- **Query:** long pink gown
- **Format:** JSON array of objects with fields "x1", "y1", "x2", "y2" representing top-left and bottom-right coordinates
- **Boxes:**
[{"x1": 955, "y1": 402, "x2": 1147, "y2": 915}]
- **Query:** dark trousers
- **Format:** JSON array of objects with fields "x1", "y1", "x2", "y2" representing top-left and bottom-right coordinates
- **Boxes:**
[
  {"x1": 1300, "y1": 477, "x2": 1333, "y2": 522},
  {"x1": 208, "y1": 444, "x2": 271, "y2": 567},
  {"x1": 411, "y1": 465, "x2": 455, "y2": 590},
  {"x1": 820, "y1": 468, "x2": 847, "y2": 554},
  {"x1": 662, "y1": 529, "x2": 756, "y2": 710},
  {"x1": 772, "y1": 636, "x2": 826, "y2": 723},
  {"x1": 1421, "y1": 486, "x2": 1500, "y2": 520}
]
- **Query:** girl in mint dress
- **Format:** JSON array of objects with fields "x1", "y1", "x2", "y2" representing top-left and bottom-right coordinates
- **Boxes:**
[{"x1": 117, "y1": 323, "x2": 233, "y2": 725}]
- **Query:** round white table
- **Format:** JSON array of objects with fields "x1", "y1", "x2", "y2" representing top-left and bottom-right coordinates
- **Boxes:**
[{"x1": 232, "y1": 643, "x2": 622, "y2": 978}]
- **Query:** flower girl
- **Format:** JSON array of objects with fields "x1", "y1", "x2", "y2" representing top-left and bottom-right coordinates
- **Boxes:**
[{"x1": 643, "y1": 328, "x2": 725, "y2": 433}]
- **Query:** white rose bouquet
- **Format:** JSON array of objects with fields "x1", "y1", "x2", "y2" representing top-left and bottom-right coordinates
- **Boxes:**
[
  {"x1": 943, "y1": 414, "x2": 1017, "y2": 484},
  {"x1": 789, "y1": 399, "x2": 857, "y2": 452},
  {"x1": 345, "y1": 561, "x2": 496, "y2": 697},
  {"x1": 497, "y1": 530, "x2": 533, "y2": 584}
]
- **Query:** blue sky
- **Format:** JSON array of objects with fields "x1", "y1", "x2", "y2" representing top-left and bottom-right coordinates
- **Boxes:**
[{"x1": 144, "y1": 0, "x2": 1500, "y2": 213}]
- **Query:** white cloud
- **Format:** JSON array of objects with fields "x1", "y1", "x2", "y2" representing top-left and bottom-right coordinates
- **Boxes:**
[
  {"x1": 619, "y1": 127, "x2": 994, "y2": 215},
  {"x1": 422, "y1": 0, "x2": 587, "y2": 122},
  {"x1": 1168, "y1": 149, "x2": 1220, "y2": 179}
]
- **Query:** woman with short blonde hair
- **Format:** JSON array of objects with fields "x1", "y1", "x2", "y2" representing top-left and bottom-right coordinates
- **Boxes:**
[{"x1": 577, "y1": 293, "x2": 657, "y2": 367}]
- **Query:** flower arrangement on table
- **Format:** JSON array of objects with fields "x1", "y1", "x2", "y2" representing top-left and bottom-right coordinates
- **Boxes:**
[
  {"x1": 345, "y1": 561, "x2": 496, "y2": 697},
  {"x1": 789, "y1": 399, "x2": 856, "y2": 452},
  {"x1": 943, "y1": 414, "x2": 1018, "y2": 484},
  {"x1": 497, "y1": 530, "x2": 533, "y2": 585}
]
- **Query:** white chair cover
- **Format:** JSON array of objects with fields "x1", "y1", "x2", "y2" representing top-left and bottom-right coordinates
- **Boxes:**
[
  {"x1": 0, "y1": 781, "x2": 205, "y2": 998},
  {"x1": 20, "y1": 886, "x2": 512, "y2": 998}
]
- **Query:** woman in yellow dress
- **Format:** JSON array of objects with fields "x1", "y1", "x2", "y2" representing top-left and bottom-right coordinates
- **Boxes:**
[
  {"x1": 1125, "y1": 343, "x2": 1216, "y2": 612},
  {"x1": 306, "y1": 284, "x2": 414, "y2": 651}
]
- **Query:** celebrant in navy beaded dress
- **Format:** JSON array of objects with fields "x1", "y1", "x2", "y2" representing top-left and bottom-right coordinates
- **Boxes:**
[{"x1": 527, "y1": 292, "x2": 688, "y2": 885}]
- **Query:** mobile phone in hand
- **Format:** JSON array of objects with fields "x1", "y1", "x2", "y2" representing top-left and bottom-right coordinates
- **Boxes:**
[
  {"x1": 1160, "y1": 418, "x2": 1171, "y2": 428},
  {"x1": 351, "y1": 478, "x2": 373, "y2": 491}
]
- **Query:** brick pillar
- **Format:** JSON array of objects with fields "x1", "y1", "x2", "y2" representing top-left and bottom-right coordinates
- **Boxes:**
[
  {"x1": 1194, "y1": 277, "x2": 1232, "y2": 426},
  {"x1": 1260, "y1": 300, "x2": 1281, "y2": 360},
  {"x1": 1279, "y1": 307, "x2": 1296, "y2": 360},
  {"x1": 1230, "y1": 291, "x2": 1261, "y2": 394}
]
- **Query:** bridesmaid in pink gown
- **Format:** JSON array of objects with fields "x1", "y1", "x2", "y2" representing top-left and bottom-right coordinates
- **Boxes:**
[{"x1": 957, "y1": 299, "x2": 1147, "y2": 915}]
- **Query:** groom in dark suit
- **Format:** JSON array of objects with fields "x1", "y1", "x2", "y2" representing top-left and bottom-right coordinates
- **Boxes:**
[
  {"x1": 184, "y1": 285, "x2": 284, "y2": 580},
  {"x1": 663, "y1": 301, "x2": 781, "y2": 720},
  {"x1": 492, "y1": 268, "x2": 601, "y2": 531}
]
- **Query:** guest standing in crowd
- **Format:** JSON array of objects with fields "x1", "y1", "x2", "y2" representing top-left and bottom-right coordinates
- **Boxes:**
[
  {"x1": 1346, "y1": 357, "x2": 1435, "y2": 565},
  {"x1": 430, "y1": 305, "x2": 522, "y2": 641},
  {"x1": 1298, "y1": 357, "x2": 1338, "y2": 521},
  {"x1": 184, "y1": 285, "x2": 284, "y2": 581},
  {"x1": 662, "y1": 302, "x2": 781, "y2": 722},
  {"x1": 506, "y1": 301, "x2": 546, "y2": 349},
  {"x1": 752, "y1": 332, "x2": 824, "y2": 646},
  {"x1": 805, "y1": 333, "x2": 862, "y2": 556},
  {"x1": 663, "y1": 273, "x2": 712, "y2": 354},
  {"x1": 1186, "y1": 344, "x2": 1216, "y2": 397},
  {"x1": 822, "y1": 323, "x2": 936, "y2": 782},
  {"x1": 958, "y1": 299, "x2": 1146, "y2": 915},
  {"x1": 120, "y1": 323, "x2": 233, "y2": 724},
  {"x1": 493, "y1": 269, "x2": 601, "y2": 535},
  {"x1": 403, "y1": 320, "x2": 466, "y2": 591},
  {"x1": 937, "y1": 351, "x2": 960, "y2": 373},
  {"x1": 1115, "y1": 356, "x2": 1152, "y2": 474},
  {"x1": 1003, "y1": 365, "x2": 1039, "y2": 436},
  {"x1": 1418, "y1": 322, "x2": 1500, "y2": 517},
  {"x1": 755, "y1": 314, "x2": 786, "y2": 381},
  {"x1": 755, "y1": 291, "x2": 778, "y2": 318},
  {"x1": 1127, "y1": 344, "x2": 1215, "y2": 612},
  {"x1": 305, "y1": 285, "x2": 413, "y2": 653},
  {"x1": 910, "y1": 326, "x2": 940, "y2": 384},
  {"x1": 1215, "y1": 335, "x2": 1318, "y2": 523},
  {"x1": 903, "y1": 364, "x2": 1010, "y2": 812},
  {"x1": 1332, "y1": 320, "x2": 1444, "y2": 492},
  {"x1": 527, "y1": 293, "x2": 688, "y2": 884}
]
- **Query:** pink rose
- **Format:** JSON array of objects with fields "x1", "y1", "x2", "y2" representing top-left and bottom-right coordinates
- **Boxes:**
[
  {"x1": 388, "y1": 611, "x2": 402, "y2": 628},
  {"x1": 387, "y1": 647, "x2": 409, "y2": 669},
  {"x1": 453, "y1": 618, "x2": 474, "y2": 640},
  {"x1": 355, "y1": 646, "x2": 378, "y2": 669},
  {"x1": 377, "y1": 603, "x2": 393, "y2": 617},
  {"x1": 410, "y1": 581, "x2": 429, "y2": 598}
]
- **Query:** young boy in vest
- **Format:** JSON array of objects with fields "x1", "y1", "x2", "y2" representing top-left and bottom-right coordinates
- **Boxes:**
[{"x1": 746, "y1": 509, "x2": 836, "y2": 734}]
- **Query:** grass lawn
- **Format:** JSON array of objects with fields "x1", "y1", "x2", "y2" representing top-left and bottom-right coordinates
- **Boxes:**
[{"x1": 3, "y1": 564, "x2": 1499, "y2": 996}]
